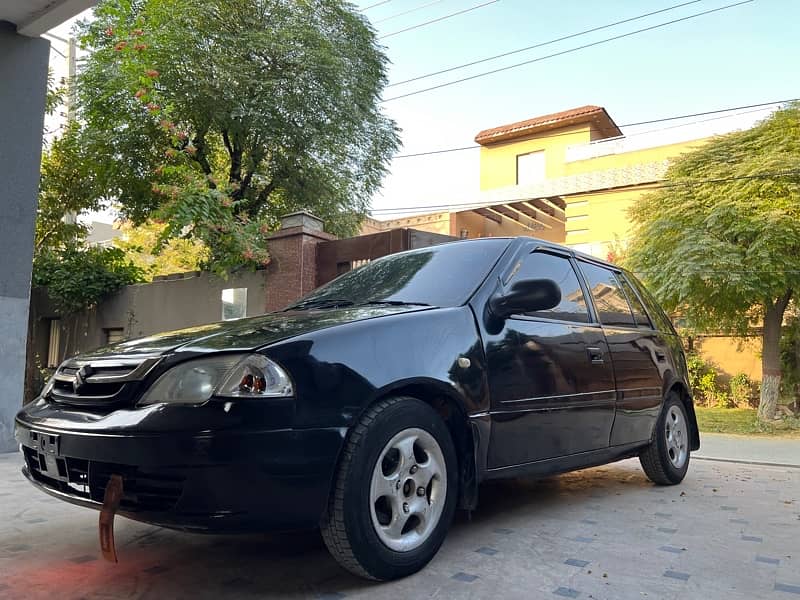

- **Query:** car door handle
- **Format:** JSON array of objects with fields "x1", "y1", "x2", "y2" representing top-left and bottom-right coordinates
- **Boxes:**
[
  {"x1": 586, "y1": 347, "x2": 604, "y2": 364},
  {"x1": 655, "y1": 351, "x2": 666, "y2": 362}
]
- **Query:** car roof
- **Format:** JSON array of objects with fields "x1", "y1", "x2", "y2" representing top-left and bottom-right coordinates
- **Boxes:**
[{"x1": 452, "y1": 236, "x2": 622, "y2": 271}]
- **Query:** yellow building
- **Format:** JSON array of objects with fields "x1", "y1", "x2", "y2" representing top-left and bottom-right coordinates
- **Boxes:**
[
  {"x1": 473, "y1": 104, "x2": 709, "y2": 258},
  {"x1": 364, "y1": 105, "x2": 711, "y2": 259}
]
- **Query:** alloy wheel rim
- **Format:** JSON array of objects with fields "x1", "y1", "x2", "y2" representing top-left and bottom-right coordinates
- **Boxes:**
[
  {"x1": 664, "y1": 405, "x2": 688, "y2": 469},
  {"x1": 369, "y1": 427, "x2": 447, "y2": 552}
]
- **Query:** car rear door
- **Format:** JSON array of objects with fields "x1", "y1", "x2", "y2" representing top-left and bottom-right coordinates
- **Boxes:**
[
  {"x1": 576, "y1": 260, "x2": 669, "y2": 445},
  {"x1": 486, "y1": 247, "x2": 617, "y2": 468}
]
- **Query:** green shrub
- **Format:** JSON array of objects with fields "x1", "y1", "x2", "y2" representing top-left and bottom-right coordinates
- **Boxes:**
[
  {"x1": 686, "y1": 353, "x2": 721, "y2": 405},
  {"x1": 33, "y1": 245, "x2": 145, "y2": 315},
  {"x1": 729, "y1": 372, "x2": 756, "y2": 408},
  {"x1": 713, "y1": 390, "x2": 735, "y2": 409}
]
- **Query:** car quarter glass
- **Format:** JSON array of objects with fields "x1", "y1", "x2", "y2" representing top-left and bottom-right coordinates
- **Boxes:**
[
  {"x1": 617, "y1": 273, "x2": 652, "y2": 328},
  {"x1": 625, "y1": 271, "x2": 677, "y2": 333}
]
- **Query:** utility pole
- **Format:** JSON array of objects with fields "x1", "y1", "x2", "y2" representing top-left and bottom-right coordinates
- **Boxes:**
[
  {"x1": 44, "y1": 32, "x2": 78, "y2": 226},
  {"x1": 64, "y1": 36, "x2": 77, "y2": 226},
  {"x1": 66, "y1": 35, "x2": 76, "y2": 123}
]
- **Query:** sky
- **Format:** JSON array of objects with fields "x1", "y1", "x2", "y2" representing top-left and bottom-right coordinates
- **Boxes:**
[{"x1": 46, "y1": 0, "x2": 800, "y2": 222}]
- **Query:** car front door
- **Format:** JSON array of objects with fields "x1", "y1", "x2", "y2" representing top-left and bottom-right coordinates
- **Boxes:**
[
  {"x1": 486, "y1": 248, "x2": 617, "y2": 469},
  {"x1": 576, "y1": 261, "x2": 670, "y2": 445}
]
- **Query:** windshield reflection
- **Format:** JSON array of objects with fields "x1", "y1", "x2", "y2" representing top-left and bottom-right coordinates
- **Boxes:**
[{"x1": 289, "y1": 239, "x2": 511, "y2": 310}]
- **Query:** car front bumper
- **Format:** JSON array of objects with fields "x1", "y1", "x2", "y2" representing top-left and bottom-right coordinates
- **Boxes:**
[{"x1": 15, "y1": 416, "x2": 347, "y2": 533}]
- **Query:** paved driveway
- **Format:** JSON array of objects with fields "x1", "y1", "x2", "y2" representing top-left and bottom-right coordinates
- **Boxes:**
[{"x1": 0, "y1": 450, "x2": 798, "y2": 600}]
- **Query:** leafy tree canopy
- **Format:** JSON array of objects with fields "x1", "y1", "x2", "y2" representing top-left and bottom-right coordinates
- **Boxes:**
[
  {"x1": 34, "y1": 87, "x2": 145, "y2": 316},
  {"x1": 73, "y1": 0, "x2": 399, "y2": 273},
  {"x1": 113, "y1": 219, "x2": 209, "y2": 279},
  {"x1": 627, "y1": 104, "x2": 800, "y2": 419}
]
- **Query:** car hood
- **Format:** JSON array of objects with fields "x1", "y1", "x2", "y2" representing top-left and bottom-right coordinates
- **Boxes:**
[{"x1": 78, "y1": 305, "x2": 433, "y2": 360}]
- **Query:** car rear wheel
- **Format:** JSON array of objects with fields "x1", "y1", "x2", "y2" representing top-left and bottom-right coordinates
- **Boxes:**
[
  {"x1": 639, "y1": 392, "x2": 690, "y2": 485},
  {"x1": 321, "y1": 396, "x2": 458, "y2": 581}
]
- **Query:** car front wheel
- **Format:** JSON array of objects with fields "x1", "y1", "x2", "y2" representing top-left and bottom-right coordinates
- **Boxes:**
[
  {"x1": 639, "y1": 392, "x2": 691, "y2": 485},
  {"x1": 321, "y1": 396, "x2": 457, "y2": 580}
]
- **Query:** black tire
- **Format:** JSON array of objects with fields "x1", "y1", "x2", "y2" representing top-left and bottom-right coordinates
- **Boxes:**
[
  {"x1": 639, "y1": 392, "x2": 691, "y2": 485},
  {"x1": 320, "y1": 396, "x2": 458, "y2": 581}
]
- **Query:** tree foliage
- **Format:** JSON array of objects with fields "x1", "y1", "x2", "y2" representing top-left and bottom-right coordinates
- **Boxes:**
[
  {"x1": 36, "y1": 124, "x2": 103, "y2": 254},
  {"x1": 73, "y1": 0, "x2": 399, "y2": 273},
  {"x1": 33, "y1": 246, "x2": 145, "y2": 315},
  {"x1": 627, "y1": 104, "x2": 800, "y2": 419},
  {"x1": 33, "y1": 77, "x2": 146, "y2": 315},
  {"x1": 113, "y1": 219, "x2": 209, "y2": 279}
]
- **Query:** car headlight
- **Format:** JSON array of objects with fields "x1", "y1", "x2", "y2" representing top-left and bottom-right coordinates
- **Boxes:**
[{"x1": 138, "y1": 354, "x2": 293, "y2": 406}]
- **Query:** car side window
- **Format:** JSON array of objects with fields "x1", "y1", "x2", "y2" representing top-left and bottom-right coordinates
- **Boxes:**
[
  {"x1": 624, "y1": 272, "x2": 676, "y2": 333},
  {"x1": 508, "y1": 251, "x2": 589, "y2": 322},
  {"x1": 578, "y1": 261, "x2": 635, "y2": 327},
  {"x1": 617, "y1": 274, "x2": 652, "y2": 328}
]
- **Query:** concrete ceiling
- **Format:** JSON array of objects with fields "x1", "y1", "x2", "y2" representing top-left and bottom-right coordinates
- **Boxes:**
[{"x1": 0, "y1": 0, "x2": 95, "y2": 37}]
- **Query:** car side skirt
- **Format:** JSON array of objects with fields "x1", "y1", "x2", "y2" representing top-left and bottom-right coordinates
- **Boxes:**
[{"x1": 481, "y1": 440, "x2": 649, "y2": 481}]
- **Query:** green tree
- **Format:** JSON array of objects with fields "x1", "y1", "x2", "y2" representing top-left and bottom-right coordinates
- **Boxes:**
[
  {"x1": 34, "y1": 81, "x2": 145, "y2": 315},
  {"x1": 114, "y1": 219, "x2": 209, "y2": 279},
  {"x1": 36, "y1": 123, "x2": 101, "y2": 254},
  {"x1": 627, "y1": 105, "x2": 800, "y2": 421},
  {"x1": 73, "y1": 0, "x2": 399, "y2": 273}
]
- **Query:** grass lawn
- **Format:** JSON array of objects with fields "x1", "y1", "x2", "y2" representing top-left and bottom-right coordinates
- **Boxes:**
[{"x1": 695, "y1": 406, "x2": 800, "y2": 437}]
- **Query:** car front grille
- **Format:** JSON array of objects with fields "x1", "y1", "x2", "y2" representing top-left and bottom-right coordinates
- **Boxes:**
[
  {"x1": 49, "y1": 357, "x2": 160, "y2": 407},
  {"x1": 23, "y1": 446, "x2": 185, "y2": 513}
]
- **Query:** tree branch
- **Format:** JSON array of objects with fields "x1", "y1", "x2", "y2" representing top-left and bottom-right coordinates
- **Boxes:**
[
  {"x1": 253, "y1": 181, "x2": 277, "y2": 212},
  {"x1": 230, "y1": 149, "x2": 243, "y2": 184},
  {"x1": 191, "y1": 132, "x2": 215, "y2": 186}
]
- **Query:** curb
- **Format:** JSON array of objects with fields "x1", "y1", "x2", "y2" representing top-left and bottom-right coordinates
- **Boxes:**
[{"x1": 694, "y1": 455, "x2": 800, "y2": 469}]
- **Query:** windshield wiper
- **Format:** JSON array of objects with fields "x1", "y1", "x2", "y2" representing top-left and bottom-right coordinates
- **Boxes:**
[
  {"x1": 287, "y1": 298, "x2": 355, "y2": 311},
  {"x1": 356, "y1": 301, "x2": 432, "y2": 307}
]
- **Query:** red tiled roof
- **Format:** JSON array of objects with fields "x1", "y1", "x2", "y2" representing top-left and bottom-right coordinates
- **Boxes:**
[{"x1": 474, "y1": 105, "x2": 621, "y2": 145}]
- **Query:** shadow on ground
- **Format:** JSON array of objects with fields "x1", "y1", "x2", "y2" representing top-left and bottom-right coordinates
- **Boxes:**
[{"x1": 0, "y1": 452, "x2": 798, "y2": 600}]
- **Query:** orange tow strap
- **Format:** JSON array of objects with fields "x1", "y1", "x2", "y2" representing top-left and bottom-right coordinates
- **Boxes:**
[{"x1": 99, "y1": 474, "x2": 123, "y2": 563}]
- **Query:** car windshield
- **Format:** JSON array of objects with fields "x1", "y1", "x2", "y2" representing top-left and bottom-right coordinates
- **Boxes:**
[{"x1": 287, "y1": 238, "x2": 511, "y2": 310}]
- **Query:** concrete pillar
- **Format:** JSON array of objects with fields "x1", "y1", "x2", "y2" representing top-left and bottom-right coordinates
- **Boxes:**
[
  {"x1": 0, "y1": 22, "x2": 50, "y2": 452},
  {"x1": 264, "y1": 212, "x2": 336, "y2": 312}
]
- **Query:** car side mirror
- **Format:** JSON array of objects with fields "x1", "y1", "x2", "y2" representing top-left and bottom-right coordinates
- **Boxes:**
[{"x1": 489, "y1": 278, "x2": 562, "y2": 319}]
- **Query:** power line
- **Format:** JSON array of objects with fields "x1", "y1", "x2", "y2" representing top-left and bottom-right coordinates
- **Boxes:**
[
  {"x1": 382, "y1": 0, "x2": 753, "y2": 102},
  {"x1": 387, "y1": 0, "x2": 704, "y2": 88},
  {"x1": 362, "y1": 0, "x2": 393, "y2": 11},
  {"x1": 374, "y1": 0, "x2": 447, "y2": 24},
  {"x1": 391, "y1": 98, "x2": 796, "y2": 159},
  {"x1": 369, "y1": 170, "x2": 800, "y2": 216},
  {"x1": 379, "y1": 0, "x2": 499, "y2": 39}
]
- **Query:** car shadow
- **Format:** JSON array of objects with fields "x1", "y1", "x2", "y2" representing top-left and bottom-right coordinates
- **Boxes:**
[{"x1": 0, "y1": 460, "x2": 659, "y2": 599}]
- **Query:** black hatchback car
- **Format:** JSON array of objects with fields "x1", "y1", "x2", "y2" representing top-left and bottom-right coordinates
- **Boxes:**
[{"x1": 16, "y1": 237, "x2": 698, "y2": 580}]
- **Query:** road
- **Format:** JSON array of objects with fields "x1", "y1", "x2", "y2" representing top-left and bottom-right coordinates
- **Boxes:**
[{"x1": 0, "y1": 444, "x2": 798, "y2": 599}]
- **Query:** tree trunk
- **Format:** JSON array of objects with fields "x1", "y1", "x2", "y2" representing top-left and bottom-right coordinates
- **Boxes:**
[{"x1": 758, "y1": 290, "x2": 792, "y2": 421}]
